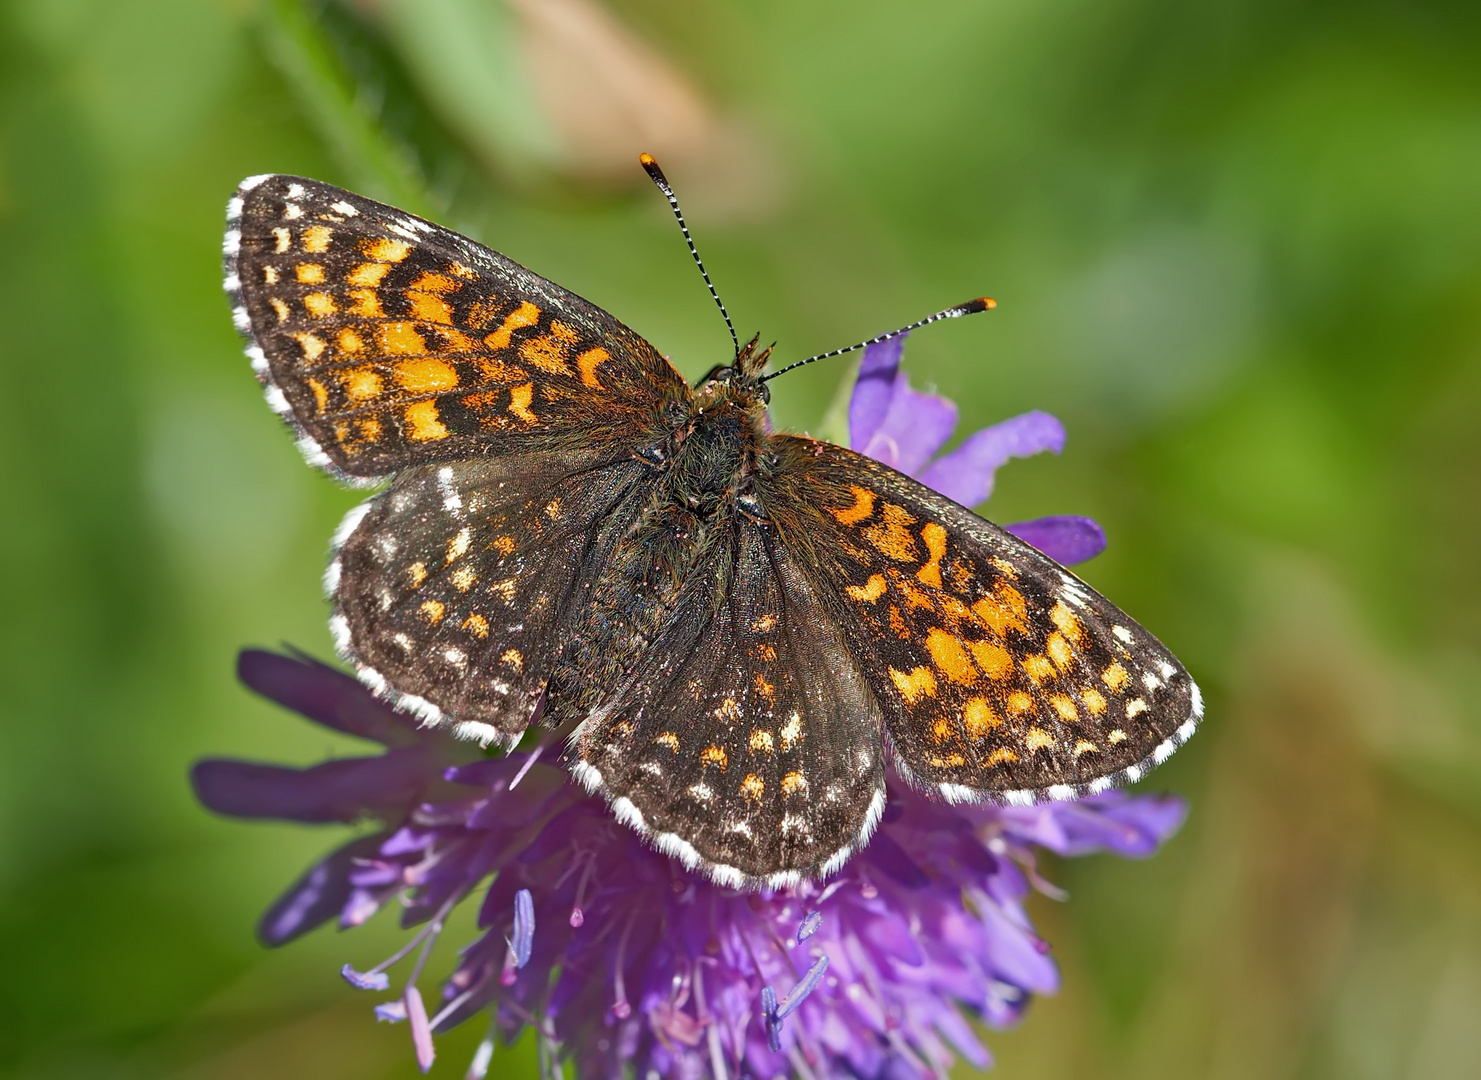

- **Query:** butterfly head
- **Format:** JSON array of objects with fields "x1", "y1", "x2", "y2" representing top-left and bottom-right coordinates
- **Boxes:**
[{"x1": 695, "y1": 334, "x2": 774, "y2": 410}]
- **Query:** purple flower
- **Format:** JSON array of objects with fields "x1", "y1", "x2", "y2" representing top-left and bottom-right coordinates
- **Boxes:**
[
  {"x1": 193, "y1": 341, "x2": 1183, "y2": 1077},
  {"x1": 851, "y1": 334, "x2": 1107, "y2": 567}
]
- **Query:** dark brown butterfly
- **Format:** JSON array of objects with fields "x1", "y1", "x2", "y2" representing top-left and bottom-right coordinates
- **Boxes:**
[{"x1": 223, "y1": 165, "x2": 1201, "y2": 889}]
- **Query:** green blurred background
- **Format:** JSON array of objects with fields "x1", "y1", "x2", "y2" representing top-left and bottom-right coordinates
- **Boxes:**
[{"x1": 3, "y1": 0, "x2": 1481, "y2": 1076}]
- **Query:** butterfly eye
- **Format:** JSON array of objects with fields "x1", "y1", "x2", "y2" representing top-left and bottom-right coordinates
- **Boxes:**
[{"x1": 699, "y1": 365, "x2": 734, "y2": 386}]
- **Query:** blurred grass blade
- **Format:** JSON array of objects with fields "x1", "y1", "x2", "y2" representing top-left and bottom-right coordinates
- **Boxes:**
[{"x1": 258, "y1": 0, "x2": 432, "y2": 214}]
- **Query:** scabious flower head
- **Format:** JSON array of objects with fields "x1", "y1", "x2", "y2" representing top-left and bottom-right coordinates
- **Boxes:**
[{"x1": 193, "y1": 338, "x2": 1185, "y2": 1078}]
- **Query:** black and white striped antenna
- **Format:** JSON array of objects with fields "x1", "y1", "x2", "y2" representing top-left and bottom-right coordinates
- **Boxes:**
[
  {"x1": 640, "y1": 152, "x2": 740, "y2": 359},
  {"x1": 760, "y1": 297, "x2": 996, "y2": 382}
]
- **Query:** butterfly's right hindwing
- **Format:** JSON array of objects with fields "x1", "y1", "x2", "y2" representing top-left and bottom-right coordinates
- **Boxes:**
[{"x1": 331, "y1": 447, "x2": 653, "y2": 747}]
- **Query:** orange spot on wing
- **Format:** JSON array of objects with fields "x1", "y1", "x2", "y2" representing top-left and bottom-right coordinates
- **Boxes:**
[
  {"x1": 963, "y1": 697, "x2": 1000, "y2": 737},
  {"x1": 742, "y1": 773, "x2": 764, "y2": 800},
  {"x1": 916, "y1": 522, "x2": 947, "y2": 587},
  {"x1": 301, "y1": 225, "x2": 333, "y2": 252},
  {"x1": 463, "y1": 614, "x2": 489, "y2": 638},
  {"x1": 1022, "y1": 655, "x2": 1055, "y2": 684},
  {"x1": 518, "y1": 322, "x2": 578, "y2": 375},
  {"x1": 973, "y1": 585, "x2": 1028, "y2": 635},
  {"x1": 379, "y1": 322, "x2": 426, "y2": 356},
  {"x1": 418, "y1": 599, "x2": 445, "y2": 624},
  {"x1": 508, "y1": 382, "x2": 536, "y2": 423},
  {"x1": 656, "y1": 732, "x2": 680, "y2": 752},
  {"x1": 406, "y1": 272, "x2": 459, "y2": 324},
  {"x1": 340, "y1": 366, "x2": 382, "y2": 402},
  {"x1": 346, "y1": 289, "x2": 383, "y2": 318},
  {"x1": 846, "y1": 574, "x2": 887, "y2": 603},
  {"x1": 348, "y1": 262, "x2": 390, "y2": 287},
  {"x1": 925, "y1": 628, "x2": 977, "y2": 685},
  {"x1": 303, "y1": 292, "x2": 336, "y2": 317},
  {"x1": 430, "y1": 326, "x2": 478, "y2": 352},
  {"x1": 576, "y1": 346, "x2": 611, "y2": 388},
  {"x1": 363, "y1": 237, "x2": 411, "y2": 262},
  {"x1": 291, "y1": 332, "x2": 325, "y2": 362},
  {"x1": 700, "y1": 745, "x2": 728, "y2": 770},
  {"x1": 865, "y1": 503, "x2": 919, "y2": 562},
  {"x1": 1050, "y1": 601, "x2": 1084, "y2": 644},
  {"x1": 781, "y1": 771, "x2": 808, "y2": 796},
  {"x1": 985, "y1": 747, "x2": 1018, "y2": 765},
  {"x1": 306, "y1": 378, "x2": 328, "y2": 413},
  {"x1": 1081, "y1": 687, "x2": 1107, "y2": 714},
  {"x1": 1007, "y1": 691, "x2": 1034, "y2": 714},
  {"x1": 968, "y1": 640, "x2": 1013, "y2": 680},
  {"x1": 749, "y1": 729, "x2": 774, "y2": 753},
  {"x1": 1102, "y1": 662, "x2": 1130, "y2": 691},
  {"x1": 830, "y1": 485, "x2": 875, "y2": 525},
  {"x1": 485, "y1": 302, "x2": 541, "y2": 349},
  {"x1": 890, "y1": 665, "x2": 938, "y2": 703},
  {"x1": 404, "y1": 400, "x2": 448, "y2": 441},
  {"x1": 1024, "y1": 727, "x2": 1055, "y2": 751},
  {"x1": 295, "y1": 263, "x2": 325, "y2": 283},
  {"x1": 395, "y1": 358, "x2": 458, "y2": 394},
  {"x1": 1047, "y1": 632, "x2": 1074, "y2": 670},
  {"x1": 338, "y1": 328, "x2": 364, "y2": 353},
  {"x1": 1050, "y1": 694, "x2": 1079, "y2": 721}
]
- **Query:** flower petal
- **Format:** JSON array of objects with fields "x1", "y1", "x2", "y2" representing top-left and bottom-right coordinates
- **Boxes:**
[
  {"x1": 191, "y1": 747, "x2": 434, "y2": 823},
  {"x1": 1004, "y1": 515, "x2": 1107, "y2": 565},
  {"x1": 848, "y1": 336, "x2": 907, "y2": 451},
  {"x1": 238, "y1": 649, "x2": 420, "y2": 746},
  {"x1": 257, "y1": 833, "x2": 387, "y2": 946},
  {"x1": 916, "y1": 409, "x2": 1065, "y2": 507},
  {"x1": 406, "y1": 986, "x2": 436, "y2": 1072},
  {"x1": 861, "y1": 379, "x2": 958, "y2": 475}
]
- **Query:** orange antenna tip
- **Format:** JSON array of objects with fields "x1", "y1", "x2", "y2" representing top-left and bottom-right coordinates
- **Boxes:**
[
  {"x1": 639, "y1": 152, "x2": 656, "y2": 166},
  {"x1": 981, "y1": 297, "x2": 997, "y2": 309}
]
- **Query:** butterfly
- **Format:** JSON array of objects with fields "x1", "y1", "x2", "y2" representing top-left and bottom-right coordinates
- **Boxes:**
[{"x1": 223, "y1": 162, "x2": 1201, "y2": 890}]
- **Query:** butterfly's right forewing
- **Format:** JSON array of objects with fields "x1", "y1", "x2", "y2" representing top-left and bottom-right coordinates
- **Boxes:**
[{"x1": 226, "y1": 174, "x2": 686, "y2": 480}]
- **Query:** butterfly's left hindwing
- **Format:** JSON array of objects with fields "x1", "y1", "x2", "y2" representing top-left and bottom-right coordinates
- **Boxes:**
[
  {"x1": 225, "y1": 175, "x2": 686, "y2": 480},
  {"x1": 765, "y1": 438, "x2": 1202, "y2": 804}
]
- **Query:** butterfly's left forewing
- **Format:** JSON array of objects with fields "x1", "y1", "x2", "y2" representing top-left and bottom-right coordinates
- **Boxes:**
[{"x1": 765, "y1": 438, "x2": 1202, "y2": 804}]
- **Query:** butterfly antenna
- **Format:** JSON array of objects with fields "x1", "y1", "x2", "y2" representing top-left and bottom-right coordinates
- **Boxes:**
[
  {"x1": 640, "y1": 152, "x2": 740, "y2": 359},
  {"x1": 760, "y1": 297, "x2": 997, "y2": 382}
]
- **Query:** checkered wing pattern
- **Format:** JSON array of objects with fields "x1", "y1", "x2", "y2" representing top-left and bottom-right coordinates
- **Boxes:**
[
  {"x1": 562, "y1": 513, "x2": 886, "y2": 888},
  {"x1": 768, "y1": 438, "x2": 1203, "y2": 804},
  {"x1": 224, "y1": 175, "x2": 685, "y2": 480},
  {"x1": 330, "y1": 448, "x2": 653, "y2": 747}
]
